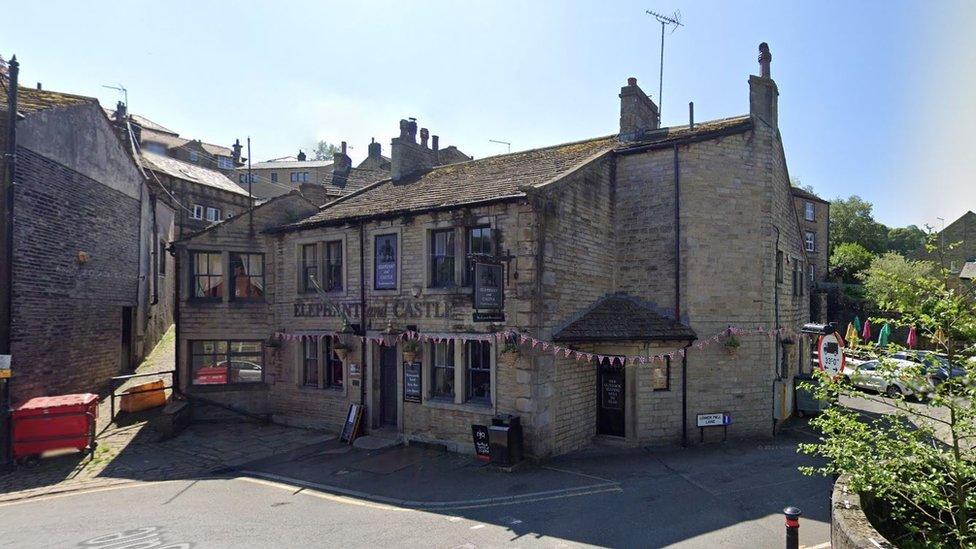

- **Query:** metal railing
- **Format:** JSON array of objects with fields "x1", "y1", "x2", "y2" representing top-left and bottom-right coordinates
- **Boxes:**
[{"x1": 108, "y1": 370, "x2": 176, "y2": 423}]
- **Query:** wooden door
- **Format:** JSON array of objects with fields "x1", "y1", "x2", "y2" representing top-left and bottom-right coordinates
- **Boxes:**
[{"x1": 379, "y1": 346, "x2": 398, "y2": 427}]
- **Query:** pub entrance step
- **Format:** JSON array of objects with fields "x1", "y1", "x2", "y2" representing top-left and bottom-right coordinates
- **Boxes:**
[{"x1": 353, "y1": 428, "x2": 402, "y2": 451}]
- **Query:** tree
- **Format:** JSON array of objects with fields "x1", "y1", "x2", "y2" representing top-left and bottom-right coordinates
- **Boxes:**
[
  {"x1": 800, "y1": 235, "x2": 976, "y2": 547},
  {"x1": 830, "y1": 195, "x2": 889, "y2": 253},
  {"x1": 312, "y1": 140, "x2": 338, "y2": 161},
  {"x1": 830, "y1": 242, "x2": 874, "y2": 283},
  {"x1": 887, "y1": 225, "x2": 927, "y2": 255}
]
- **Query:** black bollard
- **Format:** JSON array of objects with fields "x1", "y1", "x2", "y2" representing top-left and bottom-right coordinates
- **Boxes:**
[{"x1": 784, "y1": 506, "x2": 801, "y2": 549}]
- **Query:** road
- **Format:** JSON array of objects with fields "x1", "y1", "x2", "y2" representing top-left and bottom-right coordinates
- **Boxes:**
[{"x1": 0, "y1": 427, "x2": 832, "y2": 549}]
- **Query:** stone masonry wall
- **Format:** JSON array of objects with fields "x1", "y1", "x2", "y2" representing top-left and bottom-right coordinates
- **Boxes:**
[{"x1": 10, "y1": 147, "x2": 141, "y2": 401}]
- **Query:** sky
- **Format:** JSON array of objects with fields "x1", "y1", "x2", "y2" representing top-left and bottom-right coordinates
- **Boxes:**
[{"x1": 4, "y1": 0, "x2": 974, "y2": 229}]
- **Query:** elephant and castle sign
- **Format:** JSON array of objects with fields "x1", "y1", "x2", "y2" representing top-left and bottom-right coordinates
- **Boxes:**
[{"x1": 293, "y1": 262, "x2": 506, "y2": 323}]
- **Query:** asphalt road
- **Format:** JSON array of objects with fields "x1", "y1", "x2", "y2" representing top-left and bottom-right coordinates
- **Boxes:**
[{"x1": 0, "y1": 429, "x2": 833, "y2": 549}]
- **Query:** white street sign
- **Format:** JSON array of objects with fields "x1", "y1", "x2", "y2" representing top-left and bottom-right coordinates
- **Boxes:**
[{"x1": 817, "y1": 332, "x2": 846, "y2": 376}]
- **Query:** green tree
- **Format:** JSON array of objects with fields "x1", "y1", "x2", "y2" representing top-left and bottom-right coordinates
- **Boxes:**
[
  {"x1": 800, "y1": 235, "x2": 976, "y2": 547},
  {"x1": 830, "y1": 195, "x2": 889, "y2": 253},
  {"x1": 830, "y1": 242, "x2": 875, "y2": 283},
  {"x1": 312, "y1": 140, "x2": 338, "y2": 161},
  {"x1": 887, "y1": 225, "x2": 927, "y2": 255}
]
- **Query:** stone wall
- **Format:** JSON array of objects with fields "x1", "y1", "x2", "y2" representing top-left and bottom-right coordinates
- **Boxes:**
[{"x1": 10, "y1": 147, "x2": 141, "y2": 400}]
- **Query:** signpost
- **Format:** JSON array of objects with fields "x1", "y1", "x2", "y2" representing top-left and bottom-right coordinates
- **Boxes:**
[
  {"x1": 696, "y1": 412, "x2": 731, "y2": 442},
  {"x1": 817, "y1": 332, "x2": 846, "y2": 378}
]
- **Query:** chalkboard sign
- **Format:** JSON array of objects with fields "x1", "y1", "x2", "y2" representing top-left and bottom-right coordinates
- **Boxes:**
[
  {"x1": 339, "y1": 403, "x2": 364, "y2": 444},
  {"x1": 473, "y1": 262, "x2": 504, "y2": 309},
  {"x1": 403, "y1": 361, "x2": 422, "y2": 403},
  {"x1": 471, "y1": 424, "x2": 491, "y2": 462},
  {"x1": 601, "y1": 373, "x2": 624, "y2": 411}
]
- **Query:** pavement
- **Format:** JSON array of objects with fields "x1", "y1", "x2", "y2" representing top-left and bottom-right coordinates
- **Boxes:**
[{"x1": 0, "y1": 419, "x2": 834, "y2": 548}]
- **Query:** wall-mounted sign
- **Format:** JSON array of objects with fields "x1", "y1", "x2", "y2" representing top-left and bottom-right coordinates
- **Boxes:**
[
  {"x1": 374, "y1": 234, "x2": 398, "y2": 289},
  {"x1": 403, "y1": 361, "x2": 422, "y2": 403},
  {"x1": 473, "y1": 311, "x2": 505, "y2": 323},
  {"x1": 473, "y1": 262, "x2": 504, "y2": 310},
  {"x1": 696, "y1": 412, "x2": 732, "y2": 427},
  {"x1": 601, "y1": 373, "x2": 624, "y2": 411},
  {"x1": 471, "y1": 424, "x2": 491, "y2": 462},
  {"x1": 294, "y1": 299, "x2": 455, "y2": 320},
  {"x1": 817, "y1": 332, "x2": 846, "y2": 376}
]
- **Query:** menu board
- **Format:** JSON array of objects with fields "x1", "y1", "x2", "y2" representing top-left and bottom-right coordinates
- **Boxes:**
[
  {"x1": 339, "y1": 403, "x2": 364, "y2": 444},
  {"x1": 473, "y1": 262, "x2": 504, "y2": 309},
  {"x1": 471, "y1": 424, "x2": 491, "y2": 462},
  {"x1": 601, "y1": 374, "x2": 624, "y2": 411},
  {"x1": 403, "y1": 361, "x2": 422, "y2": 403}
]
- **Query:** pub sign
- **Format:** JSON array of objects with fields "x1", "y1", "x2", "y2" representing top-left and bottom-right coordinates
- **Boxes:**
[{"x1": 473, "y1": 262, "x2": 504, "y2": 310}]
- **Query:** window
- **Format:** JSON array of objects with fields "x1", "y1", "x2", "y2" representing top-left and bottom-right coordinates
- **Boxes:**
[
  {"x1": 271, "y1": 172, "x2": 278, "y2": 183},
  {"x1": 429, "y1": 229, "x2": 455, "y2": 288},
  {"x1": 300, "y1": 243, "x2": 318, "y2": 293},
  {"x1": 190, "y1": 340, "x2": 263, "y2": 385},
  {"x1": 776, "y1": 250, "x2": 784, "y2": 283},
  {"x1": 804, "y1": 231, "x2": 815, "y2": 253},
  {"x1": 189, "y1": 150, "x2": 199, "y2": 163},
  {"x1": 652, "y1": 356, "x2": 671, "y2": 391},
  {"x1": 230, "y1": 253, "x2": 264, "y2": 300},
  {"x1": 144, "y1": 142, "x2": 167, "y2": 154},
  {"x1": 374, "y1": 234, "x2": 397, "y2": 290},
  {"x1": 159, "y1": 241, "x2": 167, "y2": 275},
  {"x1": 205, "y1": 207, "x2": 221, "y2": 222},
  {"x1": 464, "y1": 226, "x2": 493, "y2": 286},
  {"x1": 804, "y1": 201, "x2": 815, "y2": 222},
  {"x1": 191, "y1": 204, "x2": 204, "y2": 220},
  {"x1": 431, "y1": 341, "x2": 454, "y2": 399},
  {"x1": 302, "y1": 339, "x2": 319, "y2": 387},
  {"x1": 325, "y1": 241, "x2": 343, "y2": 291},
  {"x1": 301, "y1": 172, "x2": 309, "y2": 183},
  {"x1": 290, "y1": 172, "x2": 298, "y2": 183},
  {"x1": 301, "y1": 338, "x2": 344, "y2": 389},
  {"x1": 190, "y1": 251, "x2": 222, "y2": 299},
  {"x1": 217, "y1": 156, "x2": 233, "y2": 169},
  {"x1": 290, "y1": 172, "x2": 308, "y2": 183},
  {"x1": 466, "y1": 341, "x2": 491, "y2": 403}
]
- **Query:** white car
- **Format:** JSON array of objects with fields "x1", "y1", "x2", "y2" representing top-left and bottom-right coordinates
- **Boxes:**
[{"x1": 841, "y1": 358, "x2": 929, "y2": 398}]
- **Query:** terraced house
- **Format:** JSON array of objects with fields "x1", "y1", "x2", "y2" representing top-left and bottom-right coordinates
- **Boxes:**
[{"x1": 174, "y1": 44, "x2": 810, "y2": 457}]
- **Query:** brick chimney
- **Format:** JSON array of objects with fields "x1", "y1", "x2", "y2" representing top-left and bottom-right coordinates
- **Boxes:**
[
  {"x1": 749, "y1": 42, "x2": 779, "y2": 127},
  {"x1": 618, "y1": 77, "x2": 659, "y2": 141},
  {"x1": 297, "y1": 149, "x2": 307, "y2": 161},
  {"x1": 391, "y1": 118, "x2": 436, "y2": 181}
]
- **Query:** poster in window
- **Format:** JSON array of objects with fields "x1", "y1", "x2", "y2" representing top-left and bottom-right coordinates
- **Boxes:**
[
  {"x1": 403, "y1": 361, "x2": 422, "y2": 403},
  {"x1": 473, "y1": 262, "x2": 504, "y2": 309},
  {"x1": 375, "y1": 234, "x2": 397, "y2": 289}
]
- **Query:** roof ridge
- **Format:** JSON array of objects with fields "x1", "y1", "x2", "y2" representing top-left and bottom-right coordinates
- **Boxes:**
[{"x1": 421, "y1": 133, "x2": 618, "y2": 172}]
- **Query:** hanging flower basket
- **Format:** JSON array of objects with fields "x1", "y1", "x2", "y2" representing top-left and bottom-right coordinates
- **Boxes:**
[
  {"x1": 500, "y1": 341, "x2": 522, "y2": 367},
  {"x1": 724, "y1": 335, "x2": 741, "y2": 356},
  {"x1": 333, "y1": 343, "x2": 352, "y2": 363},
  {"x1": 402, "y1": 339, "x2": 421, "y2": 363}
]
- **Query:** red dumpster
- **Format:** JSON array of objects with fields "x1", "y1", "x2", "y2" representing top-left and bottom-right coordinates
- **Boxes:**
[{"x1": 12, "y1": 393, "x2": 98, "y2": 463}]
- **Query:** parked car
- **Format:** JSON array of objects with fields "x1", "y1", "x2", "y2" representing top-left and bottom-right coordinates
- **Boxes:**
[
  {"x1": 891, "y1": 351, "x2": 966, "y2": 385},
  {"x1": 192, "y1": 361, "x2": 262, "y2": 385},
  {"x1": 842, "y1": 358, "x2": 930, "y2": 398}
]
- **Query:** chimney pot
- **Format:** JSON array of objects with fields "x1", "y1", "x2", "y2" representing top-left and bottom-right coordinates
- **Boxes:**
[
  {"x1": 341, "y1": 141, "x2": 347, "y2": 155},
  {"x1": 432, "y1": 135, "x2": 439, "y2": 152},
  {"x1": 689, "y1": 101, "x2": 695, "y2": 130},
  {"x1": 297, "y1": 149, "x2": 307, "y2": 161},
  {"x1": 368, "y1": 138, "x2": 381, "y2": 159},
  {"x1": 36, "y1": 82, "x2": 41, "y2": 90},
  {"x1": 759, "y1": 42, "x2": 772, "y2": 78},
  {"x1": 627, "y1": 77, "x2": 637, "y2": 86},
  {"x1": 420, "y1": 128, "x2": 429, "y2": 148}
]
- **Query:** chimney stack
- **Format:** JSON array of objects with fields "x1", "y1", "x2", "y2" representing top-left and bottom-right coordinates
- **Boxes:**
[
  {"x1": 391, "y1": 117, "x2": 437, "y2": 181},
  {"x1": 618, "y1": 77, "x2": 659, "y2": 141},
  {"x1": 297, "y1": 149, "x2": 307, "y2": 161},
  {"x1": 341, "y1": 141, "x2": 347, "y2": 155},
  {"x1": 232, "y1": 139, "x2": 242, "y2": 164},
  {"x1": 114, "y1": 101, "x2": 127, "y2": 125},
  {"x1": 749, "y1": 42, "x2": 779, "y2": 127},
  {"x1": 332, "y1": 140, "x2": 352, "y2": 183},
  {"x1": 35, "y1": 82, "x2": 41, "y2": 90},
  {"x1": 367, "y1": 137, "x2": 382, "y2": 159},
  {"x1": 420, "y1": 128, "x2": 429, "y2": 148}
]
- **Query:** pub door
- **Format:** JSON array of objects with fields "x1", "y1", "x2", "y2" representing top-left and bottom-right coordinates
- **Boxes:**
[
  {"x1": 597, "y1": 358, "x2": 625, "y2": 437},
  {"x1": 379, "y1": 346, "x2": 398, "y2": 427}
]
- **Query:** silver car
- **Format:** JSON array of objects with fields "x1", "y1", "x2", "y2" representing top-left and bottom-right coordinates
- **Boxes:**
[{"x1": 842, "y1": 358, "x2": 929, "y2": 398}]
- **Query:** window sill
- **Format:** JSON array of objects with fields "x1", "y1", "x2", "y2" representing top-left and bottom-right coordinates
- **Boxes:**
[
  {"x1": 422, "y1": 398, "x2": 493, "y2": 414},
  {"x1": 187, "y1": 297, "x2": 223, "y2": 305}
]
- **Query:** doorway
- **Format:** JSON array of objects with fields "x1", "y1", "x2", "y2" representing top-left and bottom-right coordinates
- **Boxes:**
[
  {"x1": 379, "y1": 346, "x2": 398, "y2": 427},
  {"x1": 597, "y1": 358, "x2": 625, "y2": 437},
  {"x1": 120, "y1": 307, "x2": 133, "y2": 372}
]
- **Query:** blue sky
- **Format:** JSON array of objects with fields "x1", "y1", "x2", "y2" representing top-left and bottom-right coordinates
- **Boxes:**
[{"x1": 5, "y1": 1, "x2": 974, "y2": 228}]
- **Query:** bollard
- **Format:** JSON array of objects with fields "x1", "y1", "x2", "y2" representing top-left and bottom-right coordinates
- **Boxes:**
[{"x1": 784, "y1": 506, "x2": 802, "y2": 549}]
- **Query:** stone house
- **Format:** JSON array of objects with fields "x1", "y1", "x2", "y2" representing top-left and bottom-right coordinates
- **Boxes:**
[
  {"x1": 791, "y1": 186, "x2": 830, "y2": 321},
  {"x1": 0, "y1": 66, "x2": 174, "y2": 402},
  {"x1": 911, "y1": 210, "x2": 976, "y2": 276},
  {"x1": 174, "y1": 43, "x2": 809, "y2": 458}
]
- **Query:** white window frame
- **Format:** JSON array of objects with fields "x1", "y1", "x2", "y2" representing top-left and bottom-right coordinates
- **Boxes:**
[
  {"x1": 217, "y1": 156, "x2": 233, "y2": 169},
  {"x1": 804, "y1": 201, "x2": 815, "y2": 222},
  {"x1": 205, "y1": 207, "x2": 221, "y2": 222},
  {"x1": 191, "y1": 204, "x2": 204, "y2": 220},
  {"x1": 804, "y1": 231, "x2": 815, "y2": 253}
]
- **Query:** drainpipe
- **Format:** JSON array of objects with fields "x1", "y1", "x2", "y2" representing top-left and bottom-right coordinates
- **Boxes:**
[
  {"x1": 673, "y1": 144, "x2": 681, "y2": 320},
  {"x1": 0, "y1": 56, "x2": 19, "y2": 471},
  {"x1": 150, "y1": 193, "x2": 159, "y2": 306},
  {"x1": 681, "y1": 340, "x2": 692, "y2": 447},
  {"x1": 172, "y1": 244, "x2": 182, "y2": 397},
  {"x1": 359, "y1": 222, "x2": 367, "y2": 409},
  {"x1": 771, "y1": 225, "x2": 781, "y2": 434}
]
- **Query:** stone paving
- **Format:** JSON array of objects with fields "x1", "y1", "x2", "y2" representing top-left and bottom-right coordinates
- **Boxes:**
[{"x1": 0, "y1": 327, "x2": 332, "y2": 503}]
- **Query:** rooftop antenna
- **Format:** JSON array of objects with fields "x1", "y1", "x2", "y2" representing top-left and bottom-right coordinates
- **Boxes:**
[
  {"x1": 101, "y1": 83, "x2": 128, "y2": 107},
  {"x1": 489, "y1": 139, "x2": 511, "y2": 153},
  {"x1": 645, "y1": 9, "x2": 683, "y2": 125}
]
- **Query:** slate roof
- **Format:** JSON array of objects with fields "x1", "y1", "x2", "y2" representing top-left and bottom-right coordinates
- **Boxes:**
[
  {"x1": 0, "y1": 84, "x2": 95, "y2": 115},
  {"x1": 283, "y1": 134, "x2": 618, "y2": 230},
  {"x1": 141, "y1": 151, "x2": 250, "y2": 197},
  {"x1": 790, "y1": 186, "x2": 829, "y2": 204},
  {"x1": 552, "y1": 295, "x2": 697, "y2": 342},
  {"x1": 248, "y1": 159, "x2": 334, "y2": 169}
]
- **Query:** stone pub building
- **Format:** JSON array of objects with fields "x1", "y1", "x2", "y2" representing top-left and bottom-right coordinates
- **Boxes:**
[{"x1": 174, "y1": 44, "x2": 809, "y2": 457}]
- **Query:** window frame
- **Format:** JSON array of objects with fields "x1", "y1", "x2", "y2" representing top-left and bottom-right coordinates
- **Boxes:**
[
  {"x1": 290, "y1": 172, "x2": 298, "y2": 183},
  {"x1": 271, "y1": 172, "x2": 278, "y2": 183},
  {"x1": 191, "y1": 204, "x2": 204, "y2": 220},
  {"x1": 302, "y1": 338, "x2": 320, "y2": 387},
  {"x1": 465, "y1": 340, "x2": 492, "y2": 404},
  {"x1": 325, "y1": 240, "x2": 344, "y2": 292},
  {"x1": 229, "y1": 252, "x2": 265, "y2": 302},
  {"x1": 205, "y1": 206, "x2": 221, "y2": 223},
  {"x1": 189, "y1": 250, "x2": 223, "y2": 302},
  {"x1": 217, "y1": 156, "x2": 233, "y2": 169},
  {"x1": 299, "y1": 243, "x2": 319, "y2": 294},
  {"x1": 189, "y1": 339, "x2": 265, "y2": 387},
  {"x1": 429, "y1": 228, "x2": 456, "y2": 289},
  {"x1": 299, "y1": 337, "x2": 344, "y2": 390},
  {"x1": 189, "y1": 150, "x2": 199, "y2": 163},
  {"x1": 804, "y1": 231, "x2": 815, "y2": 253},
  {"x1": 430, "y1": 340, "x2": 455, "y2": 401},
  {"x1": 463, "y1": 225, "x2": 494, "y2": 286},
  {"x1": 804, "y1": 201, "x2": 815, "y2": 222}
]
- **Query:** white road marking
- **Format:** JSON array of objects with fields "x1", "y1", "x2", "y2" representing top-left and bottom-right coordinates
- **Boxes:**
[
  {"x1": 470, "y1": 524, "x2": 485, "y2": 530},
  {"x1": 0, "y1": 481, "x2": 174, "y2": 508},
  {"x1": 234, "y1": 476, "x2": 408, "y2": 512}
]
